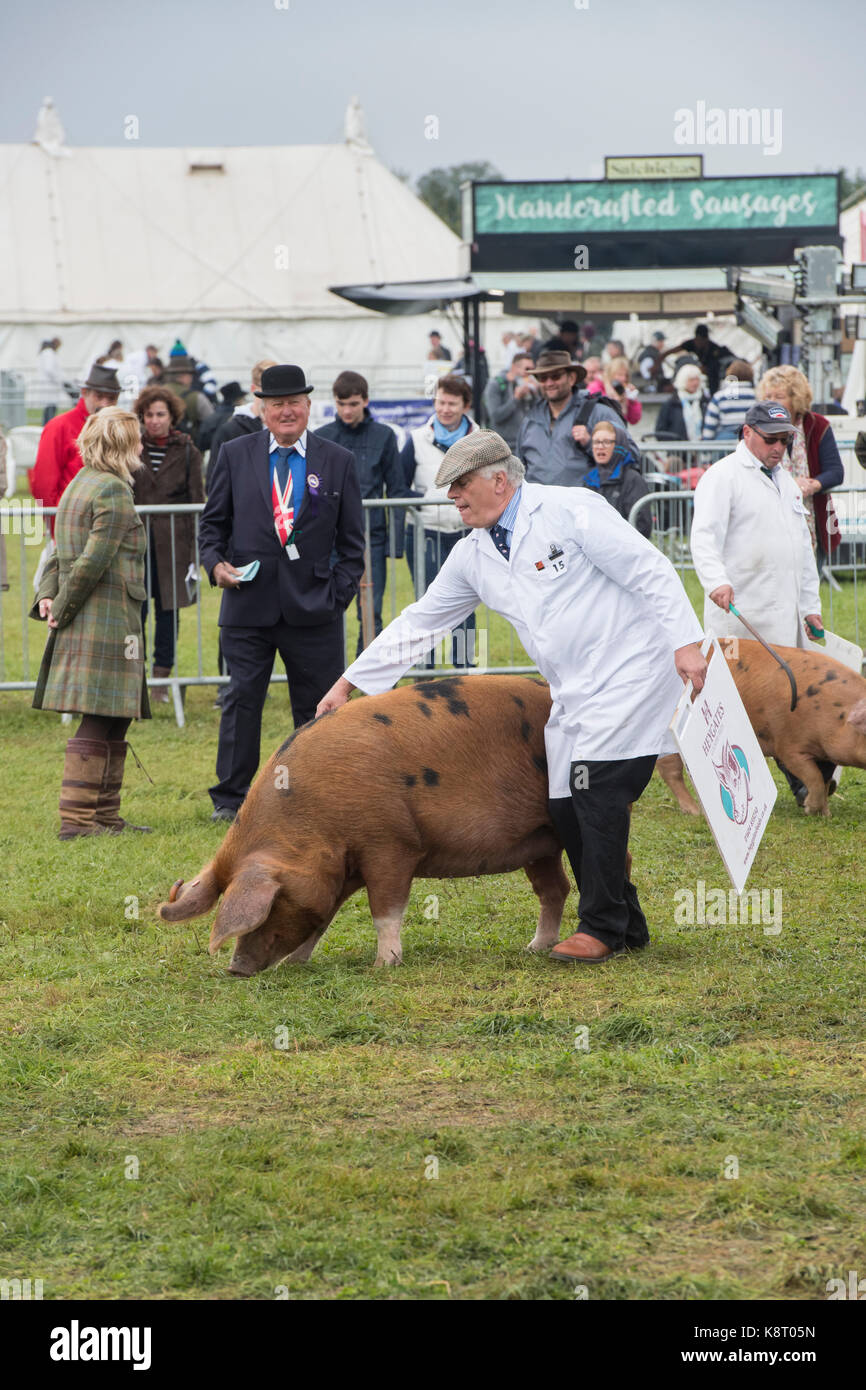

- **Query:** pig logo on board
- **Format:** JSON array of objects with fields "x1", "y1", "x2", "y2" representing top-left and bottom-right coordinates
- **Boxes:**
[{"x1": 713, "y1": 740, "x2": 751, "y2": 824}]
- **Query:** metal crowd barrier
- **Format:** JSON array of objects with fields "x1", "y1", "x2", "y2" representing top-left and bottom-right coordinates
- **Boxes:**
[
  {"x1": 628, "y1": 484, "x2": 866, "y2": 648},
  {"x1": 3, "y1": 484, "x2": 864, "y2": 725},
  {"x1": 0, "y1": 498, "x2": 537, "y2": 726}
]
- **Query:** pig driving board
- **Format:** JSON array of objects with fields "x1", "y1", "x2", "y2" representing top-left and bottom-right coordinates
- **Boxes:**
[{"x1": 671, "y1": 638, "x2": 776, "y2": 894}]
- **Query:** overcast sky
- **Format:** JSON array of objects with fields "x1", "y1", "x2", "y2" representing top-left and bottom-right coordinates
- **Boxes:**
[{"x1": 1, "y1": 0, "x2": 862, "y2": 184}]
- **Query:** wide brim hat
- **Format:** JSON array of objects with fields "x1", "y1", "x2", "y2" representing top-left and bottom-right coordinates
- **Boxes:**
[
  {"x1": 164, "y1": 355, "x2": 197, "y2": 376},
  {"x1": 527, "y1": 350, "x2": 587, "y2": 383},
  {"x1": 254, "y1": 364, "x2": 314, "y2": 398},
  {"x1": 80, "y1": 364, "x2": 121, "y2": 394},
  {"x1": 434, "y1": 429, "x2": 523, "y2": 490}
]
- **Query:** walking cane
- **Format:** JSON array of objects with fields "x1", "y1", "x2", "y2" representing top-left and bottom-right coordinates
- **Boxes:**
[{"x1": 728, "y1": 604, "x2": 798, "y2": 712}]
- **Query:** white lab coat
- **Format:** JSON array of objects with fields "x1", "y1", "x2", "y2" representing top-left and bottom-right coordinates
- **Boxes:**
[
  {"x1": 343, "y1": 482, "x2": 704, "y2": 798},
  {"x1": 690, "y1": 440, "x2": 821, "y2": 648}
]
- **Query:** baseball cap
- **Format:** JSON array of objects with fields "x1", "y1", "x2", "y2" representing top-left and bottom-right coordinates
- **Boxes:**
[{"x1": 744, "y1": 402, "x2": 796, "y2": 434}]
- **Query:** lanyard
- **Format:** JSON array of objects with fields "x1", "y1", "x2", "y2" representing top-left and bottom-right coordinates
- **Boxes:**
[{"x1": 272, "y1": 462, "x2": 295, "y2": 547}]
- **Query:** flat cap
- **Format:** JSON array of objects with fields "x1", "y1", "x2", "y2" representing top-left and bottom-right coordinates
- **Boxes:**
[{"x1": 434, "y1": 430, "x2": 523, "y2": 488}]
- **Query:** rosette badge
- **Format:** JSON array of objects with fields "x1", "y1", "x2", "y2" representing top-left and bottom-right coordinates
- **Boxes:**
[{"x1": 307, "y1": 473, "x2": 320, "y2": 518}]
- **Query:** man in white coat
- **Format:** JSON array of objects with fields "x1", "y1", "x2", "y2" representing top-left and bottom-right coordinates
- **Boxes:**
[
  {"x1": 690, "y1": 400, "x2": 822, "y2": 647},
  {"x1": 690, "y1": 400, "x2": 825, "y2": 804},
  {"x1": 317, "y1": 431, "x2": 707, "y2": 963}
]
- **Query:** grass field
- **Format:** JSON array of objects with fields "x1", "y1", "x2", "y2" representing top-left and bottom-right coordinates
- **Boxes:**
[{"x1": 1, "y1": 514, "x2": 865, "y2": 1300}]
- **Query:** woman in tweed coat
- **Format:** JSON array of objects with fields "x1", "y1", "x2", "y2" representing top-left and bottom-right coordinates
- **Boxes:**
[{"x1": 31, "y1": 407, "x2": 152, "y2": 839}]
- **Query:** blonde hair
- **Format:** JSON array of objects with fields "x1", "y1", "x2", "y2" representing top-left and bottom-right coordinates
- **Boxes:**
[
  {"x1": 77, "y1": 406, "x2": 141, "y2": 482},
  {"x1": 251, "y1": 357, "x2": 278, "y2": 388},
  {"x1": 592, "y1": 419, "x2": 617, "y2": 439},
  {"x1": 757, "y1": 365, "x2": 811, "y2": 419},
  {"x1": 603, "y1": 358, "x2": 630, "y2": 388}
]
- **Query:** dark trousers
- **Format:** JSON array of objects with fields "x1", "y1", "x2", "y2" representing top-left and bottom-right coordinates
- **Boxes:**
[
  {"x1": 140, "y1": 550, "x2": 179, "y2": 670},
  {"x1": 406, "y1": 524, "x2": 476, "y2": 668},
  {"x1": 777, "y1": 758, "x2": 837, "y2": 802},
  {"x1": 355, "y1": 539, "x2": 387, "y2": 657},
  {"x1": 548, "y1": 756, "x2": 657, "y2": 951},
  {"x1": 210, "y1": 615, "x2": 345, "y2": 811}
]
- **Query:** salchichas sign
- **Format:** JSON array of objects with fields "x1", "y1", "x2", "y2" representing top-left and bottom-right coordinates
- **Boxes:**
[{"x1": 473, "y1": 176, "x2": 838, "y2": 236}]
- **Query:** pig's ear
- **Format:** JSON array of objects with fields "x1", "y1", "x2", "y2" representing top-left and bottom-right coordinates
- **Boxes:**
[
  {"x1": 158, "y1": 866, "x2": 220, "y2": 922},
  {"x1": 209, "y1": 862, "x2": 281, "y2": 953},
  {"x1": 848, "y1": 698, "x2": 866, "y2": 734}
]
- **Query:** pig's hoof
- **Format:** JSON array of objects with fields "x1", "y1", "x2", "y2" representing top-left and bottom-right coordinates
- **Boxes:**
[
  {"x1": 373, "y1": 952, "x2": 402, "y2": 967},
  {"x1": 526, "y1": 938, "x2": 554, "y2": 953}
]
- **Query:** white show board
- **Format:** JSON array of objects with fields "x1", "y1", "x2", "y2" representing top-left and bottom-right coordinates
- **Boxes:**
[{"x1": 671, "y1": 638, "x2": 777, "y2": 895}]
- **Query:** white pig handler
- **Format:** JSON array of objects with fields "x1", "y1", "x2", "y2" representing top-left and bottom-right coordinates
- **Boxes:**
[{"x1": 318, "y1": 430, "x2": 708, "y2": 963}]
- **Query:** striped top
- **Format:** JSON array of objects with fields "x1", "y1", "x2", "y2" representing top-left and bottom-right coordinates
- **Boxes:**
[
  {"x1": 143, "y1": 436, "x2": 171, "y2": 473},
  {"x1": 702, "y1": 384, "x2": 757, "y2": 440}
]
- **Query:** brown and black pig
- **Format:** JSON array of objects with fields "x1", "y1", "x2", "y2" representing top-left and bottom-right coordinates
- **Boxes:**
[
  {"x1": 159, "y1": 676, "x2": 572, "y2": 975},
  {"x1": 656, "y1": 638, "x2": 866, "y2": 818}
]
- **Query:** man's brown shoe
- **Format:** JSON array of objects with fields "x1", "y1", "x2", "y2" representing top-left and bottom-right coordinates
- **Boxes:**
[{"x1": 549, "y1": 932, "x2": 625, "y2": 963}]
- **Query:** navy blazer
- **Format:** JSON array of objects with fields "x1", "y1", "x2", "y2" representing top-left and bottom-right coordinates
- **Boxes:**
[{"x1": 198, "y1": 430, "x2": 365, "y2": 628}]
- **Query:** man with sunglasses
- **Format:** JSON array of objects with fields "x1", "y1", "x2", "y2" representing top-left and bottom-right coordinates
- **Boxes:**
[
  {"x1": 516, "y1": 350, "x2": 628, "y2": 486},
  {"x1": 690, "y1": 400, "x2": 822, "y2": 650}
]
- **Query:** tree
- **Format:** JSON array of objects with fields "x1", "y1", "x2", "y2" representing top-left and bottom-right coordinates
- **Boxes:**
[
  {"x1": 839, "y1": 166, "x2": 866, "y2": 208},
  {"x1": 416, "y1": 161, "x2": 503, "y2": 234}
]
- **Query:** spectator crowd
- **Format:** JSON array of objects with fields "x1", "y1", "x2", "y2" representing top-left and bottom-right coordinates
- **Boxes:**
[{"x1": 1, "y1": 322, "x2": 848, "y2": 837}]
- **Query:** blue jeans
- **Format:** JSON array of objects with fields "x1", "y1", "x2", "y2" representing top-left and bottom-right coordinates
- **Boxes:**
[
  {"x1": 405, "y1": 524, "x2": 476, "y2": 669},
  {"x1": 141, "y1": 536, "x2": 179, "y2": 670}
]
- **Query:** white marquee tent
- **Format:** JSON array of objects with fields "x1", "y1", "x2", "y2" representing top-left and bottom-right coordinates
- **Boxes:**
[{"x1": 0, "y1": 101, "x2": 469, "y2": 397}]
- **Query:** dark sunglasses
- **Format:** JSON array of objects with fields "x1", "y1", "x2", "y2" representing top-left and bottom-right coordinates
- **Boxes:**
[{"x1": 755, "y1": 429, "x2": 794, "y2": 446}]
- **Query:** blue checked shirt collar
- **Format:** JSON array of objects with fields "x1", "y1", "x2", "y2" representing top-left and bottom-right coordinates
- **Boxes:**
[{"x1": 494, "y1": 486, "x2": 522, "y2": 546}]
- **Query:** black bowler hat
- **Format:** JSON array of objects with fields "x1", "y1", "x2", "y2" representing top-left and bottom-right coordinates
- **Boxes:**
[
  {"x1": 219, "y1": 380, "x2": 245, "y2": 405},
  {"x1": 253, "y1": 364, "x2": 314, "y2": 398}
]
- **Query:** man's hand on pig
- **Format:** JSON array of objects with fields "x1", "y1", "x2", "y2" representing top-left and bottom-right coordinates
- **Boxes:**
[{"x1": 316, "y1": 676, "x2": 356, "y2": 718}]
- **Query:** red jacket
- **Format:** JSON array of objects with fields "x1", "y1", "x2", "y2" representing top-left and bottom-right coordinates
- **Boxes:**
[{"x1": 29, "y1": 396, "x2": 89, "y2": 533}]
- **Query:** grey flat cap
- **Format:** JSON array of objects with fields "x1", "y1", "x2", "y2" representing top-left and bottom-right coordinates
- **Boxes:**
[{"x1": 434, "y1": 429, "x2": 522, "y2": 488}]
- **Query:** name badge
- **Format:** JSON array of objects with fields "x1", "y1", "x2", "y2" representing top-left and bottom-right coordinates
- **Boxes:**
[
  {"x1": 286, "y1": 542, "x2": 300, "y2": 561},
  {"x1": 534, "y1": 541, "x2": 568, "y2": 579}
]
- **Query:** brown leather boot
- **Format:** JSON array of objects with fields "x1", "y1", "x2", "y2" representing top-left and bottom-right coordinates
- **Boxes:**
[
  {"x1": 98, "y1": 741, "x2": 152, "y2": 833},
  {"x1": 151, "y1": 666, "x2": 171, "y2": 703},
  {"x1": 59, "y1": 739, "x2": 112, "y2": 841}
]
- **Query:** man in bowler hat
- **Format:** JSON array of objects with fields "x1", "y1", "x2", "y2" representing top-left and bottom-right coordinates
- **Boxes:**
[{"x1": 198, "y1": 364, "x2": 365, "y2": 821}]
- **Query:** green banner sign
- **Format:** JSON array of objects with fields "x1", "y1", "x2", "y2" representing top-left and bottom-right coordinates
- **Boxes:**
[{"x1": 474, "y1": 176, "x2": 838, "y2": 235}]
